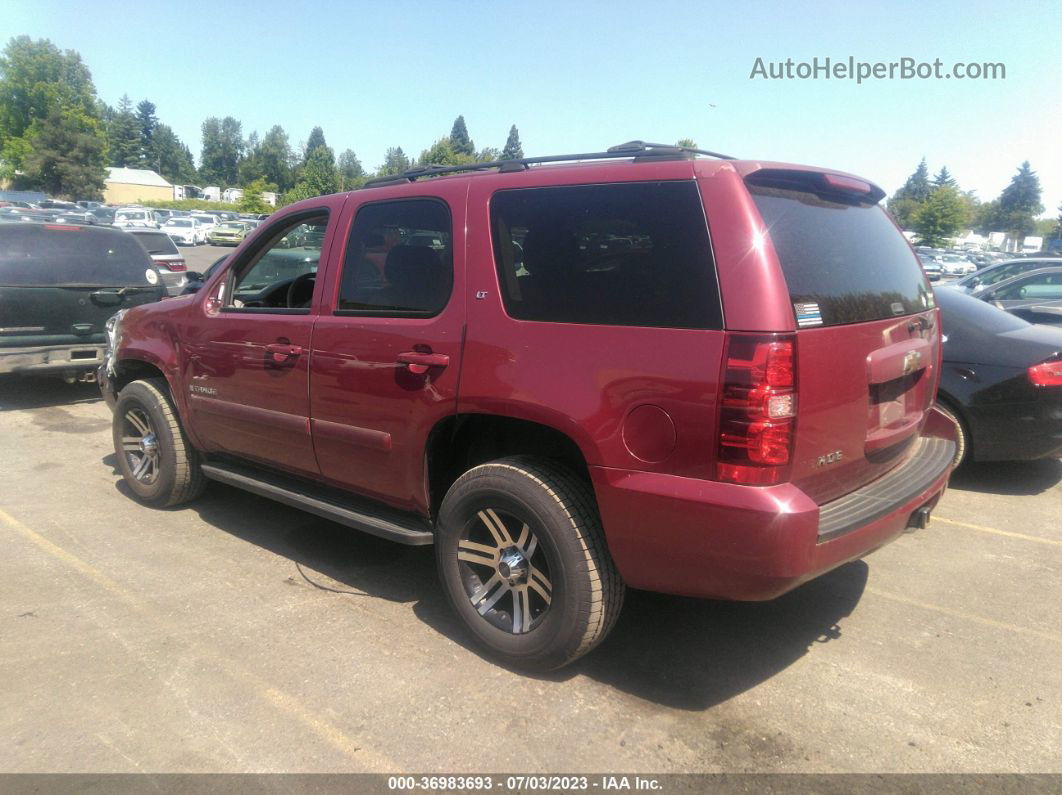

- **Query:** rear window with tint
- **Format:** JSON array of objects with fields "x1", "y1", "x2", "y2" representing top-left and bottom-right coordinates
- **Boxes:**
[
  {"x1": 0, "y1": 226, "x2": 155, "y2": 286},
  {"x1": 131, "y1": 231, "x2": 179, "y2": 255},
  {"x1": 749, "y1": 178, "x2": 933, "y2": 326},
  {"x1": 490, "y1": 182, "x2": 722, "y2": 329}
]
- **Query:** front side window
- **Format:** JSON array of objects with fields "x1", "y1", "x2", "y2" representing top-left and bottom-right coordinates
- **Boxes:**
[
  {"x1": 996, "y1": 272, "x2": 1062, "y2": 300},
  {"x1": 489, "y1": 182, "x2": 722, "y2": 328},
  {"x1": 226, "y1": 214, "x2": 328, "y2": 311},
  {"x1": 336, "y1": 199, "x2": 453, "y2": 315}
]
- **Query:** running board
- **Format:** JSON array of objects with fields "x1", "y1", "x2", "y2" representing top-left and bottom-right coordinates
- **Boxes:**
[{"x1": 200, "y1": 462, "x2": 434, "y2": 546}]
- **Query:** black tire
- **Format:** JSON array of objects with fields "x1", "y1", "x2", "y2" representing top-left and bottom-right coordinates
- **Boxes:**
[
  {"x1": 934, "y1": 400, "x2": 969, "y2": 467},
  {"x1": 112, "y1": 378, "x2": 205, "y2": 507},
  {"x1": 436, "y1": 456, "x2": 624, "y2": 671}
]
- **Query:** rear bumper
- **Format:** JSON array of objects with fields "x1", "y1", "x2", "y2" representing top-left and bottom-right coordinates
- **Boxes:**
[
  {"x1": 591, "y1": 422, "x2": 956, "y2": 601},
  {"x1": 0, "y1": 343, "x2": 106, "y2": 375}
]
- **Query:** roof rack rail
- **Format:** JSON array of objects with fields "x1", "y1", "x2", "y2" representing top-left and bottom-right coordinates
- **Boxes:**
[{"x1": 361, "y1": 140, "x2": 735, "y2": 188}]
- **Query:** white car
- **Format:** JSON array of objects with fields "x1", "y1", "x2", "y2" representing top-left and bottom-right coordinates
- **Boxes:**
[
  {"x1": 190, "y1": 214, "x2": 220, "y2": 237},
  {"x1": 113, "y1": 207, "x2": 159, "y2": 229},
  {"x1": 162, "y1": 217, "x2": 205, "y2": 246},
  {"x1": 940, "y1": 255, "x2": 977, "y2": 276}
]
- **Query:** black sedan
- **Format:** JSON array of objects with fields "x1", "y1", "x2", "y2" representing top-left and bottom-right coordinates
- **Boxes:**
[{"x1": 935, "y1": 286, "x2": 1062, "y2": 465}]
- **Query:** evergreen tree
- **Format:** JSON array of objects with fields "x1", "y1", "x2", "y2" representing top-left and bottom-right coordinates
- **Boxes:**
[
  {"x1": 18, "y1": 106, "x2": 107, "y2": 199},
  {"x1": 378, "y1": 146, "x2": 410, "y2": 176},
  {"x1": 304, "y1": 126, "x2": 327, "y2": 160},
  {"x1": 337, "y1": 148, "x2": 365, "y2": 190},
  {"x1": 476, "y1": 147, "x2": 501, "y2": 162},
  {"x1": 107, "y1": 94, "x2": 142, "y2": 167},
  {"x1": 501, "y1": 125, "x2": 524, "y2": 160},
  {"x1": 931, "y1": 166, "x2": 956, "y2": 189},
  {"x1": 997, "y1": 161, "x2": 1044, "y2": 241},
  {"x1": 151, "y1": 123, "x2": 196, "y2": 183},
  {"x1": 450, "y1": 115, "x2": 474, "y2": 156},
  {"x1": 136, "y1": 99, "x2": 157, "y2": 157},
  {"x1": 887, "y1": 157, "x2": 933, "y2": 228},
  {"x1": 896, "y1": 158, "x2": 932, "y2": 202},
  {"x1": 676, "y1": 138, "x2": 697, "y2": 148}
]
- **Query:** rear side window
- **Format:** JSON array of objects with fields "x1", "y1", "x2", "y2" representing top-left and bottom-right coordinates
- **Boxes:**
[
  {"x1": 336, "y1": 199, "x2": 453, "y2": 316},
  {"x1": 490, "y1": 182, "x2": 722, "y2": 329},
  {"x1": 0, "y1": 226, "x2": 154, "y2": 286},
  {"x1": 748, "y1": 173, "x2": 933, "y2": 327}
]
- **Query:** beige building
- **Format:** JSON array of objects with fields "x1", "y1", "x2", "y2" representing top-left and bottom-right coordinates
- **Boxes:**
[{"x1": 103, "y1": 167, "x2": 173, "y2": 205}]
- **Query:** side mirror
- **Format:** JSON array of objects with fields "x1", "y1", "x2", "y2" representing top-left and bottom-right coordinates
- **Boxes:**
[{"x1": 181, "y1": 273, "x2": 205, "y2": 295}]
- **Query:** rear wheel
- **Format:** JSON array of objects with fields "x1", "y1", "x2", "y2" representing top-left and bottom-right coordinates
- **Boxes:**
[
  {"x1": 934, "y1": 400, "x2": 969, "y2": 467},
  {"x1": 436, "y1": 457, "x2": 624, "y2": 671},
  {"x1": 112, "y1": 378, "x2": 205, "y2": 507}
]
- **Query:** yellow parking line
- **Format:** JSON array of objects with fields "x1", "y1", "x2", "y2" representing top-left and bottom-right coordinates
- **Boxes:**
[
  {"x1": 934, "y1": 516, "x2": 1062, "y2": 548},
  {"x1": 0, "y1": 507, "x2": 395, "y2": 770},
  {"x1": 866, "y1": 586, "x2": 1062, "y2": 646}
]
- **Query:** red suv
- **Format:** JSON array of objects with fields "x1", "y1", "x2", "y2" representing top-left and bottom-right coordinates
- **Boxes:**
[{"x1": 99, "y1": 141, "x2": 956, "y2": 670}]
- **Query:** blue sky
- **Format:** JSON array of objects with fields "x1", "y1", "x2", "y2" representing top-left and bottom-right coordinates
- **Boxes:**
[{"x1": 4, "y1": 0, "x2": 1060, "y2": 215}]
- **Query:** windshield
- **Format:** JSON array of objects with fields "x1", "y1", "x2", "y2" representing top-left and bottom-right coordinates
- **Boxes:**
[
  {"x1": 117, "y1": 211, "x2": 147, "y2": 220},
  {"x1": 167, "y1": 219, "x2": 192, "y2": 227},
  {"x1": 0, "y1": 226, "x2": 157, "y2": 287},
  {"x1": 219, "y1": 222, "x2": 245, "y2": 230}
]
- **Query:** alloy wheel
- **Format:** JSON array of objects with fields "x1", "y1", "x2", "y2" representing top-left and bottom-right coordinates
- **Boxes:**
[
  {"x1": 120, "y1": 407, "x2": 160, "y2": 484},
  {"x1": 458, "y1": 508, "x2": 553, "y2": 634}
]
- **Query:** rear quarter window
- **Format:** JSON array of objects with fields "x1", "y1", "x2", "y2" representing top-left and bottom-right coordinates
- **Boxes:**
[
  {"x1": 748, "y1": 175, "x2": 933, "y2": 326},
  {"x1": 490, "y1": 181, "x2": 722, "y2": 329}
]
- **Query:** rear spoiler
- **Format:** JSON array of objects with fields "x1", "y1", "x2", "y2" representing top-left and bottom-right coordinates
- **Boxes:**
[{"x1": 745, "y1": 168, "x2": 886, "y2": 205}]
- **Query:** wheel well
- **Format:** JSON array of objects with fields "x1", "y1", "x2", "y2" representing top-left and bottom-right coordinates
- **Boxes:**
[
  {"x1": 113, "y1": 360, "x2": 168, "y2": 395},
  {"x1": 426, "y1": 415, "x2": 591, "y2": 517},
  {"x1": 934, "y1": 391, "x2": 972, "y2": 458}
]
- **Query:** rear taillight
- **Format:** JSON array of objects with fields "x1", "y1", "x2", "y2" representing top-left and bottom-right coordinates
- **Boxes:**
[
  {"x1": 716, "y1": 334, "x2": 797, "y2": 485},
  {"x1": 1028, "y1": 359, "x2": 1062, "y2": 386},
  {"x1": 166, "y1": 259, "x2": 186, "y2": 272}
]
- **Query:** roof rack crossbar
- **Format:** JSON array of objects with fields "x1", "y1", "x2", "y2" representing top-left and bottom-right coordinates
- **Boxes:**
[{"x1": 361, "y1": 140, "x2": 735, "y2": 188}]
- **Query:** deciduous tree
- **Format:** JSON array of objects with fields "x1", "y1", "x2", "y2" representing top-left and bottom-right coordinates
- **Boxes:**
[
  {"x1": 337, "y1": 148, "x2": 365, "y2": 190},
  {"x1": 913, "y1": 186, "x2": 968, "y2": 247}
]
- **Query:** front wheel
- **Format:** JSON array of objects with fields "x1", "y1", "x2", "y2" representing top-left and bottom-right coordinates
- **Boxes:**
[
  {"x1": 112, "y1": 378, "x2": 205, "y2": 507},
  {"x1": 436, "y1": 457, "x2": 624, "y2": 671}
]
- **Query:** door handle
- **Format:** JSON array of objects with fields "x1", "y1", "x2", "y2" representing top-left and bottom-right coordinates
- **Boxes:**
[
  {"x1": 397, "y1": 351, "x2": 449, "y2": 375},
  {"x1": 266, "y1": 343, "x2": 303, "y2": 363}
]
